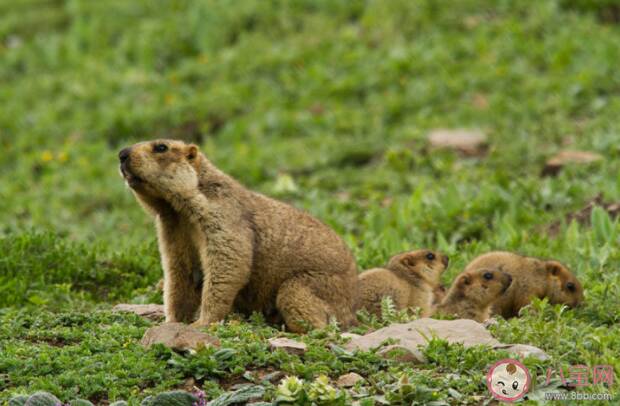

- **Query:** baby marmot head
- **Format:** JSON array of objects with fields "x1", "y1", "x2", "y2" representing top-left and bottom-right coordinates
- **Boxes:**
[
  {"x1": 544, "y1": 261, "x2": 584, "y2": 307},
  {"x1": 452, "y1": 268, "x2": 513, "y2": 307},
  {"x1": 119, "y1": 139, "x2": 201, "y2": 198},
  {"x1": 386, "y1": 249, "x2": 449, "y2": 286}
]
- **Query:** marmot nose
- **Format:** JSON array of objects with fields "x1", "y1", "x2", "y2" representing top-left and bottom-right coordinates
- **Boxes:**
[
  {"x1": 119, "y1": 147, "x2": 131, "y2": 163},
  {"x1": 442, "y1": 255, "x2": 449, "y2": 267}
]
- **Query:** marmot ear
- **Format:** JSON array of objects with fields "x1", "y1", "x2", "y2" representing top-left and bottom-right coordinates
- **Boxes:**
[
  {"x1": 187, "y1": 144, "x2": 198, "y2": 160},
  {"x1": 402, "y1": 255, "x2": 416, "y2": 268},
  {"x1": 545, "y1": 261, "x2": 563, "y2": 276},
  {"x1": 458, "y1": 274, "x2": 471, "y2": 286}
]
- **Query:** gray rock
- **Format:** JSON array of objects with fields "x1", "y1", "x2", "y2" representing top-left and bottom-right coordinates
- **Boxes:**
[
  {"x1": 336, "y1": 372, "x2": 364, "y2": 387},
  {"x1": 428, "y1": 129, "x2": 488, "y2": 156},
  {"x1": 377, "y1": 344, "x2": 426, "y2": 364},
  {"x1": 340, "y1": 332, "x2": 362, "y2": 341},
  {"x1": 345, "y1": 318, "x2": 499, "y2": 353},
  {"x1": 141, "y1": 322, "x2": 220, "y2": 351},
  {"x1": 113, "y1": 304, "x2": 165, "y2": 320},
  {"x1": 494, "y1": 343, "x2": 550, "y2": 361},
  {"x1": 542, "y1": 150, "x2": 603, "y2": 176},
  {"x1": 268, "y1": 337, "x2": 307, "y2": 355},
  {"x1": 345, "y1": 318, "x2": 548, "y2": 362}
]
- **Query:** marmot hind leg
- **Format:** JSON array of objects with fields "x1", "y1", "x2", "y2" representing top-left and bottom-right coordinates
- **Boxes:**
[{"x1": 276, "y1": 278, "x2": 332, "y2": 333}]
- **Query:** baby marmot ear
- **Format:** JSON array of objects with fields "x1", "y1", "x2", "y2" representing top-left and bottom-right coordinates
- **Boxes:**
[
  {"x1": 187, "y1": 144, "x2": 198, "y2": 160},
  {"x1": 401, "y1": 255, "x2": 417, "y2": 268},
  {"x1": 545, "y1": 261, "x2": 563, "y2": 276},
  {"x1": 458, "y1": 274, "x2": 471, "y2": 286}
]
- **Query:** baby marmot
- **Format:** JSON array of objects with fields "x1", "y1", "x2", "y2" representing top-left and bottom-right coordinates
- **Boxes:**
[
  {"x1": 435, "y1": 268, "x2": 513, "y2": 322},
  {"x1": 464, "y1": 251, "x2": 584, "y2": 318},
  {"x1": 358, "y1": 250, "x2": 449, "y2": 317}
]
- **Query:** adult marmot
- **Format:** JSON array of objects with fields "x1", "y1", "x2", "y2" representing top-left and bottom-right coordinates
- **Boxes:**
[
  {"x1": 435, "y1": 268, "x2": 513, "y2": 322},
  {"x1": 463, "y1": 251, "x2": 584, "y2": 318},
  {"x1": 119, "y1": 139, "x2": 358, "y2": 332},
  {"x1": 357, "y1": 250, "x2": 449, "y2": 317}
]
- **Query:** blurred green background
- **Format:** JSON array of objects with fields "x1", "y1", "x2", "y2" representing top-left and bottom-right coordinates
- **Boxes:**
[{"x1": 1, "y1": 0, "x2": 620, "y2": 403}]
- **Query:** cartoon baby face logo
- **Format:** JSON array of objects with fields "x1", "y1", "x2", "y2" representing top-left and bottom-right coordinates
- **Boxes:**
[{"x1": 487, "y1": 359, "x2": 531, "y2": 402}]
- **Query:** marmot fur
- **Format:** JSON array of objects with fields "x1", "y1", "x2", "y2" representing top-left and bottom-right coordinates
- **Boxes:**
[
  {"x1": 119, "y1": 139, "x2": 358, "y2": 332},
  {"x1": 357, "y1": 250, "x2": 449, "y2": 317},
  {"x1": 463, "y1": 251, "x2": 584, "y2": 318},
  {"x1": 435, "y1": 268, "x2": 513, "y2": 322}
]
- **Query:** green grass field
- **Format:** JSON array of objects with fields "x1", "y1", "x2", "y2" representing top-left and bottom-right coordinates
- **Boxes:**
[{"x1": 1, "y1": 0, "x2": 619, "y2": 404}]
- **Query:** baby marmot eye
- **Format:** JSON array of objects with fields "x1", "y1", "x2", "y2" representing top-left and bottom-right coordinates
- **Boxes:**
[
  {"x1": 566, "y1": 282, "x2": 576, "y2": 292},
  {"x1": 426, "y1": 252, "x2": 436, "y2": 261},
  {"x1": 483, "y1": 272, "x2": 493, "y2": 280},
  {"x1": 153, "y1": 144, "x2": 168, "y2": 153}
]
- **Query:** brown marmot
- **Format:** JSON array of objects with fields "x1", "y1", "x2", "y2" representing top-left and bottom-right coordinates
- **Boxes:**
[
  {"x1": 119, "y1": 139, "x2": 358, "y2": 332},
  {"x1": 463, "y1": 251, "x2": 584, "y2": 318},
  {"x1": 357, "y1": 250, "x2": 449, "y2": 317},
  {"x1": 435, "y1": 268, "x2": 513, "y2": 322},
  {"x1": 432, "y1": 285, "x2": 447, "y2": 305}
]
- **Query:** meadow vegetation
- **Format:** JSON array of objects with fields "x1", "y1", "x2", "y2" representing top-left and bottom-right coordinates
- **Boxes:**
[{"x1": 1, "y1": 0, "x2": 619, "y2": 404}]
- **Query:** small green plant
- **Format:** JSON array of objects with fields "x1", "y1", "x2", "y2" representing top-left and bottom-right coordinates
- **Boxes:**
[{"x1": 275, "y1": 375, "x2": 349, "y2": 405}]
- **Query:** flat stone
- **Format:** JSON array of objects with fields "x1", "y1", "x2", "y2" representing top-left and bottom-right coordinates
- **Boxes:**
[
  {"x1": 542, "y1": 150, "x2": 603, "y2": 176},
  {"x1": 428, "y1": 129, "x2": 488, "y2": 156},
  {"x1": 113, "y1": 304, "x2": 165, "y2": 320},
  {"x1": 483, "y1": 318, "x2": 500, "y2": 329},
  {"x1": 377, "y1": 344, "x2": 426, "y2": 364},
  {"x1": 336, "y1": 372, "x2": 364, "y2": 387},
  {"x1": 140, "y1": 322, "x2": 220, "y2": 351},
  {"x1": 268, "y1": 337, "x2": 307, "y2": 355},
  {"x1": 340, "y1": 332, "x2": 362, "y2": 341},
  {"x1": 494, "y1": 343, "x2": 550, "y2": 361},
  {"x1": 345, "y1": 318, "x2": 500, "y2": 354},
  {"x1": 344, "y1": 318, "x2": 547, "y2": 363}
]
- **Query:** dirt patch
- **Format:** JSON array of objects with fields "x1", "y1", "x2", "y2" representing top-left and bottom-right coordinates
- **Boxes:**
[
  {"x1": 547, "y1": 194, "x2": 620, "y2": 236},
  {"x1": 541, "y1": 150, "x2": 603, "y2": 177}
]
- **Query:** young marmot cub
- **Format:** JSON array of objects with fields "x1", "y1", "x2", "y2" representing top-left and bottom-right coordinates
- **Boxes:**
[
  {"x1": 464, "y1": 251, "x2": 584, "y2": 318},
  {"x1": 357, "y1": 250, "x2": 449, "y2": 317},
  {"x1": 435, "y1": 268, "x2": 513, "y2": 322},
  {"x1": 119, "y1": 139, "x2": 358, "y2": 333}
]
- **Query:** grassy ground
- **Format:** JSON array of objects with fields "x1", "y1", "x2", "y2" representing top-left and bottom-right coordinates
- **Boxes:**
[{"x1": 1, "y1": 0, "x2": 619, "y2": 404}]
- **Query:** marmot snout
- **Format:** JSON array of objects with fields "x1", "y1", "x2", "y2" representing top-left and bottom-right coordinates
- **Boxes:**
[{"x1": 358, "y1": 249, "x2": 449, "y2": 317}]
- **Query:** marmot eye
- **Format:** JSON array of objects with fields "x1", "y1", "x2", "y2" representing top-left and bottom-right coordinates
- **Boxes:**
[
  {"x1": 483, "y1": 272, "x2": 493, "y2": 280},
  {"x1": 566, "y1": 282, "x2": 576, "y2": 292},
  {"x1": 153, "y1": 144, "x2": 168, "y2": 153},
  {"x1": 426, "y1": 252, "x2": 436, "y2": 261}
]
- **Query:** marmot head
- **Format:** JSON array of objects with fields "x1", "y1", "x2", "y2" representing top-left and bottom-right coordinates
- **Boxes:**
[
  {"x1": 119, "y1": 139, "x2": 201, "y2": 199},
  {"x1": 386, "y1": 249, "x2": 449, "y2": 286},
  {"x1": 545, "y1": 260, "x2": 584, "y2": 307},
  {"x1": 452, "y1": 268, "x2": 513, "y2": 307}
]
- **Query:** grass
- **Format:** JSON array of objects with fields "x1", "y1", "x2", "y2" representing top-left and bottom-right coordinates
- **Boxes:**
[{"x1": 1, "y1": 0, "x2": 619, "y2": 404}]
